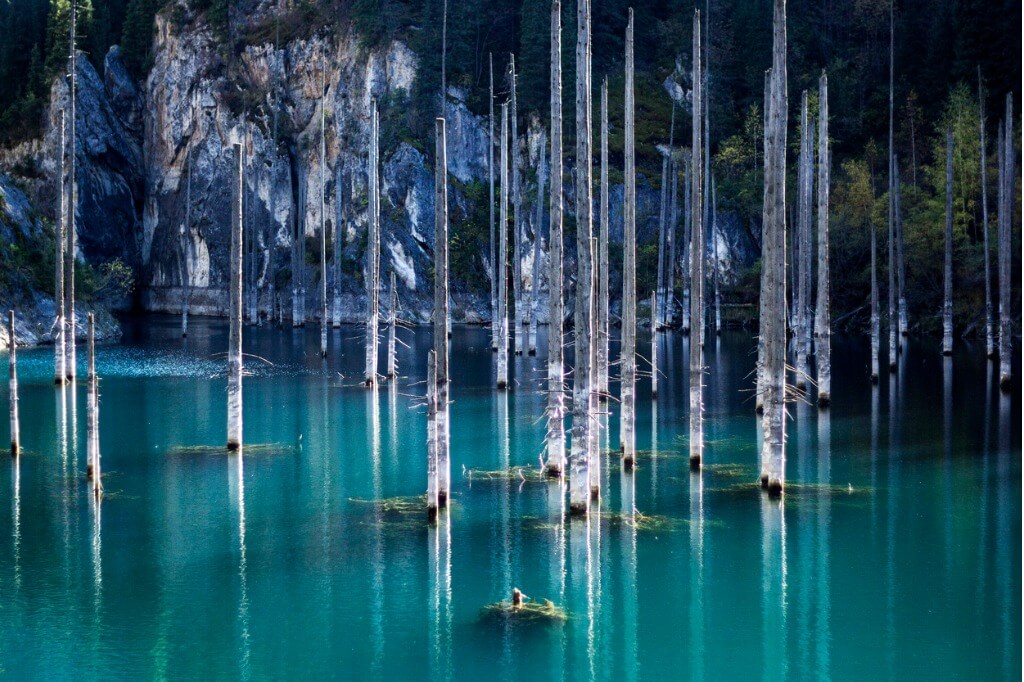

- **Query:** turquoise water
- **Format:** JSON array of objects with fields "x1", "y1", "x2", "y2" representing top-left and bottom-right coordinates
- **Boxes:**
[{"x1": 1, "y1": 317, "x2": 1020, "y2": 680}]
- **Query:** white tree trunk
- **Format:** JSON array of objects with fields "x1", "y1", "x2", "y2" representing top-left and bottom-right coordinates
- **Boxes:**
[
  {"x1": 979, "y1": 70, "x2": 993, "y2": 358},
  {"x1": 598, "y1": 79, "x2": 610, "y2": 400},
  {"x1": 333, "y1": 128, "x2": 343, "y2": 328},
  {"x1": 870, "y1": 187, "x2": 880, "y2": 380},
  {"x1": 65, "y1": 2, "x2": 77, "y2": 382},
  {"x1": 182, "y1": 148, "x2": 193, "y2": 337},
  {"x1": 620, "y1": 9, "x2": 637, "y2": 470},
  {"x1": 55, "y1": 109, "x2": 66, "y2": 385},
  {"x1": 755, "y1": 68, "x2": 770, "y2": 414},
  {"x1": 689, "y1": 9, "x2": 705, "y2": 470},
  {"x1": 545, "y1": 0, "x2": 566, "y2": 476},
  {"x1": 712, "y1": 174, "x2": 721, "y2": 335},
  {"x1": 320, "y1": 78, "x2": 328, "y2": 357},
  {"x1": 8, "y1": 311, "x2": 19, "y2": 457},
  {"x1": 497, "y1": 103, "x2": 510, "y2": 389},
  {"x1": 510, "y1": 57, "x2": 524, "y2": 356},
  {"x1": 887, "y1": 0, "x2": 897, "y2": 369},
  {"x1": 815, "y1": 72, "x2": 832, "y2": 408},
  {"x1": 999, "y1": 98, "x2": 1013, "y2": 391},
  {"x1": 896, "y1": 156, "x2": 908, "y2": 338},
  {"x1": 795, "y1": 92, "x2": 810, "y2": 388},
  {"x1": 365, "y1": 104, "x2": 381, "y2": 385},
  {"x1": 942, "y1": 127, "x2": 953, "y2": 356},
  {"x1": 87, "y1": 312, "x2": 101, "y2": 495},
  {"x1": 227, "y1": 143, "x2": 244, "y2": 451},
  {"x1": 667, "y1": 155, "x2": 678, "y2": 327},
  {"x1": 489, "y1": 55, "x2": 498, "y2": 352},
  {"x1": 529, "y1": 128, "x2": 546, "y2": 356},
  {"x1": 426, "y1": 350, "x2": 438, "y2": 520},
  {"x1": 388, "y1": 271, "x2": 398, "y2": 378},
  {"x1": 650, "y1": 292, "x2": 659, "y2": 399},
  {"x1": 434, "y1": 117, "x2": 451, "y2": 508},
  {"x1": 656, "y1": 155, "x2": 668, "y2": 329},
  {"x1": 682, "y1": 156, "x2": 692, "y2": 335}
]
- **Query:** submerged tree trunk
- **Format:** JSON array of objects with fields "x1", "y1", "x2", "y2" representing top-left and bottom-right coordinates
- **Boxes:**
[
  {"x1": 87, "y1": 312, "x2": 100, "y2": 495},
  {"x1": 650, "y1": 292, "x2": 659, "y2": 399},
  {"x1": 388, "y1": 271, "x2": 398, "y2": 378},
  {"x1": 227, "y1": 143, "x2": 244, "y2": 451},
  {"x1": 529, "y1": 129, "x2": 547, "y2": 356},
  {"x1": 815, "y1": 72, "x2": 832, "y2": 408},
  {"x1": 998, "y1": 96, "x2": 1013, "y2": 391},
  {"x1": 598, "y1": 79, "x2": 610, "y2": 400},
  {"x1": 365, "y1": 103, "x2": 381, "y2": 385},
  {"x1": 426, "y1": 349, "x2": 438, "y2": 521},
  {"x1": 320, "y1": 78, "x2": 328, "y2": 358},
  {"x1": 65, "y1": 2, "x2": 77, "y2": 383},
  {"x1": 620, "y1": 9, "x2": 637, "y2": 470},
  {"x1": 570, "y1": 0, "x2": 595, "y2": 513},
  {"x1": 497, "y1": 103, "x2": 510, "y2": 389},
  {"x1": 942, "y1": 127, "x2": 953, "y2": 356},
  {"x1": 8, "y1": 311, "x2": 19, "y2": 457},
  {"x1": 489, "y1": 55, "x2": 498, "y2": 352},
  {"x1": 760, "y1": 0, "x2": 788, "y2": 495},
  {"x1": 510, "y1": 56, "x2": 524, "y2": 356},
  {"x1": 545, "y1": 0, "x2": 566, "y2": 476},
  {"x1": 55, "y1": 109, "x2": 66, "y2": 385},
  {"x1": 689, "y1": 9, "x2": 705, "y2": 470},
  {"x1": 434, "y1": 117, "x2": 451, "y2": 508},
  {"x1": 979, "y1": 70, "x2": 993, "y2": 358}
]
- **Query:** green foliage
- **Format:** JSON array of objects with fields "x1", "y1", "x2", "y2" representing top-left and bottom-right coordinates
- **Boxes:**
[
  {"x1": 449, "y1": 179, "x2": 490, "y2": 289},
  {"x1": 120, "y1": 0, "x2": 161, "y2": 78}
]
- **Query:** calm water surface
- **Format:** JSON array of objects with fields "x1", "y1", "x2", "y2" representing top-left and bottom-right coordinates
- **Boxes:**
[{"x1": 1, "y1": 317, "x2": 1020, "y2": 680}]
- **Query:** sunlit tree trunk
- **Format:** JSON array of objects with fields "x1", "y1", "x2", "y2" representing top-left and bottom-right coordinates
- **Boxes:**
[
  {"x1": 510, "y1": 56, "x2": 525, "y2": 356},
  {"x1": 712, "y1": 174, "x2": 721, "y2": 335},
  {"x1": 387, "y1": 271, "x2": 397, "y2": 379},
  {"x1": 545, "y1": 0, "x2": 566, "y2": 476},
  {"x1": 65, "y1": 1, "x2": 77, "y2": 382},
  {"x1": 227, "y1": 143, "x2": 244, "y2": 451},
  {"x1": 656, "y1": 154, "x2": 668, "y2": 329},
  {"x1": 598, "y1": 80, "x2": 610, "y2": 399},
  {"x1": 942, "y1": 127, "x2": 953, "y2": 356},
  {"x1": 689, "y1": 9, "x2": 705, "y2": 470},
  {"x1": 667, "y1": 154, "x2": 678, "y2": 327},
  {"x1": 620, "y1": 9, "x2": 637, "y2": 470},
  {"x1": 682, "y1": 156, "x2": 692, "y2": 335},
  {"x1": 978, "y1": 69, "x2": 993, "y2": 358},
  {"x1": 489, "y1": 55, "x2": 498, "y2": 352},
  {"x1": 87, "y1": 312, "x2": 101, "y2": 495},
  {"x1": 760, "y1": 0, "x2": 788, "y2": 495},
  {"x1": 815, "y1": 72, "x2": 832, "y2": 408},
  {"x1": 756, "y1": 68, "x2": 771, "y2": 414},
  {"x1": 998, "y1": 98, "x2": 1014, "y2": 391},
  {"x1": 887, "y1": 0, "x2": 897, "y2": 371},
  {"x1": 434, "y1": 117, "x2": 451, "y2": 507},
  {"x1": 55, "y1": 110, "x2": 66, "y2": 384},
  {"x1": 497, "y1": 103, "x2": 510, "y2": 389},
  {"x1": 570, "y1": 0, "x2": 595, "y2": 514},
  {"x1": 650, "y1": 292, "x2": 659, "y2": 399},
  {"x1": 365, "y1": 103, "x2": 381, "y2": 385},
  {"x1": 895, "y1": 156, "x2": 907, "y2": 338},
  {"x1": 8, "y1": 311, "x2": 19, "y2": 457},
  {"x1": 529, "y1": 128, "x2": 547, "y2": 356}
]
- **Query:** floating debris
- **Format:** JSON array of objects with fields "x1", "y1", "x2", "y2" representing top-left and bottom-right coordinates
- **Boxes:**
[
  {"x1": 702, "y1": 463, "x2": 755, "y2": 479},
  {"x1": 465, "y1": 466, "x2": 546, "y2": 484},
  {"x1": 165, "y1": 443, "x2": 297, "y2": 458},
  {"x1": 481, "y1": 599, "x2": 569, "y2": 622},
  {"x1": 599, "y1": 509, "x2": 682, "y2": 532}
]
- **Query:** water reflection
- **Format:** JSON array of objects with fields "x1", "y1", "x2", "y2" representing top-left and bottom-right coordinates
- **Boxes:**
[
  {"x1": 428, "y1": 516, "x2": 452, "y2": 682},
  {"x1": 621, "y1": 467, "x2": 638, "y2": 682},
  {"x1": 997, "y1": 389, "x2": 1011, "y2": 678},
  {"x1": 547, "y1": 477, "x2": 567, "y2": 682},
  {"x1": 228, "y1": 451, "x2": 251, "y2": 680},
  {"x1": 368, "y1": 387, "x2": 384, "y2": 675},
  {"x1": 761, "y1": 496, "x2": 787, "y2": 682},
  {"x1": 11, "y1": 454, "x2": 20, "y2": 590},
  {"x1": 689, "y1": 470, "x2": 705, "y2": 682},
  {"x1": 816, "y1": 410, "x2": 832, "y2": 677},
  {"x1": 942, "y1": 357, "x2": 953, "y2": 582},
  {"x1": 884, "y1": 375, "x2": 896, "y2": 676}
]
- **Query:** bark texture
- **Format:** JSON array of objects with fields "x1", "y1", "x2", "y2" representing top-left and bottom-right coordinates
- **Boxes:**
[
  {"x1": 815, "y1": 72, "x2": 832, "y2": 407},
  {"x1": 8, "y1": 311, "x2": 19, "y2": 457},
  {"x1": 620, "y1": 9, "x2": 637, "y2": 469},
  {"x1": 497, "y1": 103, "x2": 510, "y2": 389},
  {"x1": 365, "y1": 103, "x2": 381, "y2": 384},
  {"x1": 942, "y1": 127, "x2": 953, "y2": 356},
  {"x1": 227, "y1": 143, "x2": 244, "y2": 451},
  {"x1": 689, "y1": 9, "x2": 705, "y2": 469},
  {"x1": 434, "y1": 118, "x2": 451, "y2": 507}
]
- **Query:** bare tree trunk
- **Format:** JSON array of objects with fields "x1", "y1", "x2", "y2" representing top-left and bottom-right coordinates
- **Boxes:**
[
  {"x1": 979, "y1": 70, "x2": 993, "y2": 358},
  {"x1": 887, "y1": 0, "x2": 897, "y2": 371},
  {"x1": 65, "y1": 0, "x2": 77, "y2": 382},
  {"x1": 365, "y1": 103, "x2": 381, "y2": 385},
  {"x1": 426, "y1": 349, "x2": 438, "y2": 520},
  {"x1": 620, "y1": 9, "x2": 637, "y2": 470},
  {"x1": 545, "y1": 0, "x2": 566, "y2": 476},
  {"x1": 942, "y1": 127, "x2": 953, "y2": 356},
  {"x1": 689, "y1": 9, "x2": 705, "y2": 470},
  {"x1": 755, "y1": 68, "x2": 771, "y2": 414},
  {"x1": 55, "y1": 110, "x2": 66, "y2": 384},
  {"x1": 8, "y1": 311, "x2": 19, "y2": 457},
  {"x1": 497, "y1": 103, "x2": 510, "y2": 389},
  {"x1": 650, "y1": 292, "x2": 659, "y2": 399},
  {"x1": 667, "y1": 155, "x2": 678, "y2": 327},
  {"x1": 760, "y1": 0, "x2": 788, "y2": 495},
  {"x1": 896, "y1": 156, "x2": 907, "y2": 338},
  {"x1": 227, "y1": 143, "x2": 244, "y2": 451},
  {"x1": 434, "y1": 117, "x2": 451, "y2": 507},
  {"x1": 87, "y1": 312, "x2": 101, "y2": 496},
  {"x1": 570, "y1": 0, "x2": 594, "y2": 513},
  {"x1": 998, "y1": 96, "x2": 1013, "y2": 391},
  {"x1": 713, "y1": 175, "x2": 721, "y2": 335},
  {"x1": 333, "y1": 117, "x2": 343, "y2": 328},
  {"x1": 815, "y1": 72, "x2": 832, "y2": 408},
  {"x1": 801, "y1": 113, "x2": 815, "y2": 377},
  {"x1": 182, "y1": 148, "x2": 193, "y2": 337},
  {"x1": 529, "y1": 129, "x2": 546, "y2": 356},
  {"x1": 656, "y1": 155, "x2": 668, "y2": 329},
  {"x1": 293, "y1": 164, "x2": 305, "y2": 327},
  {"x1": 598, "y1": 79, "x2": 610, "y2": 399},
  {"x1": 510, "y1": 56, "x2": 524, "y2": 356},
  {"x1": 870, "y1": 188, "x2": 879, "y2": 380},
  {"x1": 795, "y1": 91, "x2": 810, "y2": 387},
  {"x1": 388, "y1": 271, "x2": 397, "y2": 378},
  {"x1": 682, "y1": 156, "x2": 692, "y2": 335},
  {"x1": 489, "y1": 55, "x2": 498, "y2": 352},
  {"x1": 320, "y1": 72, "x2": 328, "y2": 358}
]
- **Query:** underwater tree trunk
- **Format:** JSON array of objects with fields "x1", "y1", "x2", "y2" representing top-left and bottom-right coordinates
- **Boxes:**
[
  {"x1": 998, "y1": 98, "x2": 1013, "y2": 391},
  {"x1": 760, "y1": 0, "x2": 788, "y2": 494},
  {"x1": 510, "y1": 56, "x2": 524, "y2": 356},
  {"x1": 689, "y1": 8, "x2": 705, "y2": 470},
  {"x1": 620, "y1": 9, "x2": 637, "y2": 470},
  {"x1": 497, "y1": 103, "x2": 510, "y2": 389},
  {"x1": 55, "y1": 109, "x2": 66, "y2": 385},
  {"x1": 320, "y1": 79, "x2": 328, "y2": 358},
  {"x1": 979, "y1": 70, "x2": 993, "y2": 358},
  {"x1": 942, "y1": 127, "x2": 953, "y2": 356},
  {"x1": 426, "y1": 350, "x2": 438, "y2": 521},
  {"x1": 598, "y1": 79, "x2": 610, "y2": 400},
  {"x1": 87, "y1": 312, "x2": 100, "y2": 496},
  {"x1": 388, "y1": 271, "x2": 397, "y2": 378},
  {"x1": 815, "y1": 72, "x2": 832, "y2": 407},
  {"x1": 489, "y1": 55, "x2": 498, "y2": 352},
  {"x1": 570, "y1": 0, "x2": 594, "y2": 514},
  {"x1": 365, "y1": 103, "x2": 381, "y2": 385},
  {"x1": 8, "y1": 311, "x2": 19, "y2": 457},
  {"x1": 227, "y1": 143, "x2": 244, "y2": 451},
  {"x1": 529, "y1": 129, "x2": 547, "y2": 356},
  {"x1": 65, "y1": 1, "x2": 77, "y2": 382},
  {"x1": 545, "y1": 0, "x2": 566, "y2": 476},
  {"x1": 651, "y1": 292, "x2": 659, "y2": 399},
  {"x1": 434, "y1": 117, "x2": 451, "y2": 508}
]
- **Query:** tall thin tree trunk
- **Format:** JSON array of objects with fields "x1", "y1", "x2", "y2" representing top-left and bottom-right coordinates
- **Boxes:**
[
  {"x1": 998, "y1": 96, "x2": 1013, "y2": 391},
  {"x1": 620, "y1": 9, "x2": 637, "y2": 470},
  {"x1": 182, "y1": 148, "x2": 192, "y2": 337},
  {"x1": 689, "y1": 9, "x2": 705, "y2": 470},
  {"x1": 712, "y1": 175, "x2": 721, "y2": 335},
  {"x1": 896, "y1": 156, "x2": 907, "y2": 337},
  {"x1": 489, "y1": 55, "x2": 497, "y2": 352},
  {"x1": 434, "y1": 117, "x2": 451, "y2": 508},
  {"x1": 569, "y1": 0, "x2": 594, "y2": 513},
  {"x1": 510, "y1": 56, "x2": 524, "y2": 356},
  {"x1": 426, "y1": 349, "x2": 438, "y2": 520},
  {"x1": 756, "y1": 68, "x2": 771, "y2": 414},
  {"x1": 545, "y1": 0, "x2": 566, "y2": 476},
  {"x1": 760, "y1": 0, "x2": 788, "y2": 495},
  {"x1": 365, "y1": 103, "x2": 381, "y2": 385},
  {"x1": 815, "y1": 72, "x2": 832, "y2": 408},
  {"x1": 529, "y1": 129, "x2": 546, "y2": 356},
  {"x1": 979, "y1": 70, "x2": 993, "y2": 358},
  {"x1": 320, "y1": 70, "x2": 328, "y2": 358},
  {"x1": 388, "y1": 271, "x2": 397, "y2": 378},
  {"x1": 8, "y1": 311, "x2": 19, "y2": 457},
  {"x1": 942, "y1": 127, "x2": 953, "y2": 356},
  {"x1": 650, "y1": 292, "x2": 659, "y2": 399},
  {"x1": 227, "y1": 143, "x2": 244, "y2": 451},
  {"x1": 497, "y1": 103, "x2": 510, "y2": 389},
  {"x1": 293, "y1": 164, "x2": 305, "y2": 327},
  {"x1": 656, "y1": 155, "x2": 668, "y2": 329},
  {"x1": 667, "y1": 156, "x2": 678, "y2": 326},
  {"x1": 55, "y1": 110, "x2": 66, "y2": 385},
  {"x1": 87, "y1": 312, "x2": 100, "y2": 496},
  {"x1": 887, "y1": 0, "x2": 897, "y2": 370},
  {"x1": 682, "y1": 156, "x2": 692, "y2": 335},
  {"x1": 598, "y1": 79, "x2": 610, "y2": 399},
  {"x1": 801, "y1": 110, "x2": 815, "y2": 382},
  {"x1": 795, "y1": 92, "x2": 809, "y2": 387},
  {"x1": 333, "y1": 116, "x2": 343, "y2": 328},
  {"x1": 870, "y1": 186, "x2": 879, "y2": 380},
  {"x1": 65, "y1": 0, "x2": 77, "y2": 382}
]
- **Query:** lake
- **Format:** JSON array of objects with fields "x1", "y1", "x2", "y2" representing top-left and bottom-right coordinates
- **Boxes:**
[{"x1": 1, "y1": 317, "x2": 1020, "y2": 680}]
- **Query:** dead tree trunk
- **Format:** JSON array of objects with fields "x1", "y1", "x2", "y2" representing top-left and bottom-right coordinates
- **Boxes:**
[
  {"x1": 320, "y1": 76, "x2": 328, "y2": 358},
  {"x1": 333, "y1": 117, "x2": 343, "y2": 328},
  {"x1": 656, "y1": 154, "x2": 669, "y2": 329},
  {"x1": 545, "y1": 0, "x2": 566, "y2": 476},
  {"x1": 815, "y1": 72, "x2": 832, "y2": 408},
  {"x1": 510, "y1": 56, "x2": 524, "y2": 356},
  {"x1": 870, "y1": 185, "x2": 880, "y2": 380},
  {"x1": 87, "y1": 312, "x2": 101, "y2": 496},
  {"x1": 426, "y1": 349, "x2": 438, "y2": 520},
  {"x1": 942, "y1": 127, "x2": 953, "y2": 356},
  {"x1": 979, "y1": 70, "x2": 993, "y2": 358},
  {"x1": 227, "y1": 143, "x2": 244, "y2": 451},
  {"x1": 896, "y1": 156, "x2": 907, "y2": 338},
  {"x1": 365, "y1": 103, "x2": 381, "y2": 385},
  {"x1": 434, "y1": 117, "x2": 451, "y2": 507},
  {"x1": 570, "y1": 0, "x2": 595, "y2": 513},
  {"x1": 713, "y1": 174, "x2": 721, "y2": 335},
  {"x1": 529, "y1": 129, "x2": 546, "y2": 356},
  {"x1": 497, "y1": 103, "x2": 510, "y2": 389},
  {"x1": 292, "y1": 163, "x2": 305, "y2": 327},
  {"x1": 998, "y1": 96, "x2": 1013, "y2": 391},
  {"x1": 795, "y1": 91, "x2": 810, "y2": 387},
  {"x1": 65, "y1": 0, "x2": 77, "y2": 382},
  {"x1": 650, "y1": 292, "x2": 659, "y2": 399},
  {"x1": 689, "y1": 8, "x2": 705, "y2": 470},
  {"x1": 760, "y1": 0, "x2": 788, "y2": 495},
  {"x1": 182, "y1": 148, "x2": 193, "y2": 337},
  {"x1": 388, "y1": 271, "x2": 398, "y2": 378},
  {"x1": 8, "y1": 311, "x2": 19, "y2": 457},
  {"x1": 620, "y1": 9, "x2": 637, "y2": 470},
  {"x1": 667, "y1": 155, "x2": 678, "y2": 327},
  {"x1": 887, "y1": 0, "x2": 897, "y2": 370},
  {"x1": 598, "y1": 79, "x2": 610, "y2": 399},
  {"x1": 489, "y1": 55, "x2": 498, "y2": 352},
  {"x1": 682, "y1": 156, "x2": 692, "y2": 334},
  {"x1": 756, "y1": 68, "x2": 771, "y2": 414},
  {"x1": 55, "y1": 109, "x2": 66, "y2": 385}
]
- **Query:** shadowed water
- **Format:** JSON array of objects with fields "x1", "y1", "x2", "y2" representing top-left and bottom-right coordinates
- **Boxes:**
[{"x1": 1, "y1": 316, "x2": 1020, "y2": 679}]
